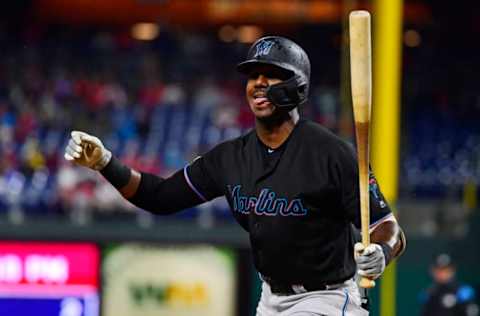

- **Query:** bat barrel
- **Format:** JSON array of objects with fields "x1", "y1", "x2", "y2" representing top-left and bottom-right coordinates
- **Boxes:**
[{"x1": 349, "y1": 10, "x2": 372, "y2": 124}]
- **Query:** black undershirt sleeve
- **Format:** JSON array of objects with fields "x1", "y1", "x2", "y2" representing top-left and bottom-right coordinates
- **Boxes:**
[
  {"x1": 127, "y1": 169, "x2": 205, "y2": 215},
  {"x1": 100, "y1": 157, "x2": 206, "y2": 215},
  {"x1": 100, "y1": 146, "x2": 225, "y2": 215},
  {"x1": 100, "y1": 156, "x2": 131, "y2": 189}
]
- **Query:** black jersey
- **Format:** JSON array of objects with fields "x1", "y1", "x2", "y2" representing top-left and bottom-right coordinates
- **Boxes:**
[
  {"x1": 421, "y1": 282, "x2": 477, "y2": 316},
  {"x1": 185, "y1": 119, "x2": 392, "y2": 284}
]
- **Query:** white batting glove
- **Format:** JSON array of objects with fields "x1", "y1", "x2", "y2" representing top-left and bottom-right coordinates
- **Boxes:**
[
  {"x1": 354, "y1": 242, "x2": 386, "y2": 280},
  {"x1": 64, "y1": 131, "x2": 112, "y2": 171}
]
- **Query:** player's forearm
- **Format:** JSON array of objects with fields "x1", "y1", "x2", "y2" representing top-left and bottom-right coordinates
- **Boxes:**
[
  {"x1": 100, "y1": 156, "x2": 141, "y2": 198},
  {"x1": 100, "y1": 156, "x2": 203, "y2": 214},
  {"x1": 370, "y1": 220, "x2": 406, "y2": 265}
]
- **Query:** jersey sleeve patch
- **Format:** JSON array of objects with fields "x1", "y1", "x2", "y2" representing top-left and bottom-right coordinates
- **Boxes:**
[
  {"x1": 367, "y1": 171, "x2": 393, "y2": 230},
  {"x1": 369, "y1": 171, "x2": 387, "y2": 208}
]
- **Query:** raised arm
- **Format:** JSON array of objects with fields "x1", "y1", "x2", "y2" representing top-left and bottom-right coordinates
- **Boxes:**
[{"x1": 64, "y1": 131, "x2": 213, "y2": 214}]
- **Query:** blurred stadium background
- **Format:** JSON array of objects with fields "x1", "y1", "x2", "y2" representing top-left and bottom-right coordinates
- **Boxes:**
[{"x1": 0, "y1": 1, "x2": 479, "y2": 315}]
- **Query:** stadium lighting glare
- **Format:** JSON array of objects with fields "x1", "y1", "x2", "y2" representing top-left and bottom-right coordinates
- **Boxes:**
[
  {"x1": 404, "y1": 29, "x2": 421, "y2": 47},
  {"x1": 218, "y1": 25, "x2": 237, "y2": 42},
  {"x1": 131, "y1": 23, "x2": 160, "y2": 41},
  {"x1": 237, "y1": 25, "x2": 263, "y2": 43}
]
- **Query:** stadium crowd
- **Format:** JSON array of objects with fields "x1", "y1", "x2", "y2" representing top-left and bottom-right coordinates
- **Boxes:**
[
  {"x1": 0, "y1": 27, "x2": 478, "y2": 222},
  {"x1": 0, "y1": 28, "x2": 339, "y2": 219}
]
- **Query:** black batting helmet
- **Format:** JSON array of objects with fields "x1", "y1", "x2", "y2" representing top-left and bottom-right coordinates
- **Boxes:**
[{"x1": 237, "y1": 36, "x2": 311, "y2": 109}]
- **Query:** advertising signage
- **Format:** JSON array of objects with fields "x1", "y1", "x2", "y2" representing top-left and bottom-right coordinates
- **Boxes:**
[{"x1": 0, "y1": 242, "x2": 100, "y2": 316}]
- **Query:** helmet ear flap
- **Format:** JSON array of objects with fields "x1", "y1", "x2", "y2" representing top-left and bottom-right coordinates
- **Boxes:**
[
  {"x1": 266, "y1": 76, "x2": 308, "y2": 110},
  {"x1": 297, "y1": 83, "x2": 308, "y2": 101}
]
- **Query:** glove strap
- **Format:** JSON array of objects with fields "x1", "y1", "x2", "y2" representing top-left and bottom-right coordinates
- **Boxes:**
[
  {"x1": 378, "y1": 242, "x2": 393, "y2": 265},
  {"x1": 100, "y1": 156, "x2": 132, "y2": 189}
]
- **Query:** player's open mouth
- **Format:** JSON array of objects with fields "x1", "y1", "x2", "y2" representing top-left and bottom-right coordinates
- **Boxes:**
[{"x1": 253, "y1": 96, "x2": 271, "y2": 107}]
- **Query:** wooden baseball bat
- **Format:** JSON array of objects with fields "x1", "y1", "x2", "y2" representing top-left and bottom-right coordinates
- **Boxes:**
[{"x1": 349, "y1": 10, "x2": 375, "y2": 289}]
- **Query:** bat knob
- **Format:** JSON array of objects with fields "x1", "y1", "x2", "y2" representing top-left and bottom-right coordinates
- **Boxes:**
[{"x1": 359, "y1": 277, "x2": 376, "y2": 289}]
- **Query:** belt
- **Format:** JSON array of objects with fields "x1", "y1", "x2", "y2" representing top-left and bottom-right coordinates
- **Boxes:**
[{"x1": 262, "y1": 275, "x2": 348, "y2": 296}]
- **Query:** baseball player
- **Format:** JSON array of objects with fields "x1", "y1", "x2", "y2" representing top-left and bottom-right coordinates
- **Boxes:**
[{"x1": 65, "y1": 36, "x2": 406, "y2": 315}]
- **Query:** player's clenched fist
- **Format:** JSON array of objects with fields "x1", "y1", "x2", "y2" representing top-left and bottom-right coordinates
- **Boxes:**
[
  {"x1": 354, "y1": 242, "x2": 386, "y2": 282},
  {"x1": 64, "y1": 131, "x2": 112, "y2": 170}
]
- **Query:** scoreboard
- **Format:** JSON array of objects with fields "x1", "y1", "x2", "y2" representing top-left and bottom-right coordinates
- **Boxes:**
[{"x1": 0, "y1": 242, "x2": 100, "y2": 316}]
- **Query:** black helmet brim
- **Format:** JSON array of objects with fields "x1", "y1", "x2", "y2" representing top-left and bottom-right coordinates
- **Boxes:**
[{"x1": 236, "y1": 60, "x2": 294, "y2": 78}]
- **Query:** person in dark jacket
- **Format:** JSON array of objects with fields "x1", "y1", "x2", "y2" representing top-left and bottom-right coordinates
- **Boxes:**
[{"x1": 421, "y1": 253, "x2": 478, "y2": 316}]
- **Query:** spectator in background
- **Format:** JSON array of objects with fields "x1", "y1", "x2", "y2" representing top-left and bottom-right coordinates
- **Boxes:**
[{"x1": 420, "y1": 253, "x2": 478, "y2": 316}]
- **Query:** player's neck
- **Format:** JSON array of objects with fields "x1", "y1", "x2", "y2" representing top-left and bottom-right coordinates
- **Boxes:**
[{"x1": 255, "y1": 109, "x2": 299, "y2": 149}]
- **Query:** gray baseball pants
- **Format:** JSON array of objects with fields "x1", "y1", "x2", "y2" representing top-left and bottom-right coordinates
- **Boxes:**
[{"x1": 256, "y1": 279, "x2": 369, "y2": 316}]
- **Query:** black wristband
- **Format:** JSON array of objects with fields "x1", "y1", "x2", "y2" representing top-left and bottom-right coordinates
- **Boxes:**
[
  {"x1": 378, "y1": 242, "x2": 393, "y2": 265},
  {"x1": 100, "y1": 156, "x2": 131, "y2": 189}
]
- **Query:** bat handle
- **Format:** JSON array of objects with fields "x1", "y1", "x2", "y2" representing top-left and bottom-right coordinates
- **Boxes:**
[
  {"x1": 359, "y1": 276, "x2": 375, "y2": 289},
  {"x1": 358, "y1": 236, "x2": 376, "y2": 289}
]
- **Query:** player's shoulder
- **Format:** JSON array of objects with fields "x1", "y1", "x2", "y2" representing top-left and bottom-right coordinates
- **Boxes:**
[{"x1": 300, "y1": 120, "x2": 355, "y2": 155}]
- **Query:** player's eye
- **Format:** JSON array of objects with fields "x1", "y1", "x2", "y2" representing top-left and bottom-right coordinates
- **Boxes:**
[
  {"x1": 268, "y1": 69, "x2": 291, "y2": 81},
  {"x1": 248, "y1": 72, "x2": 260, "y2": 80}
]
